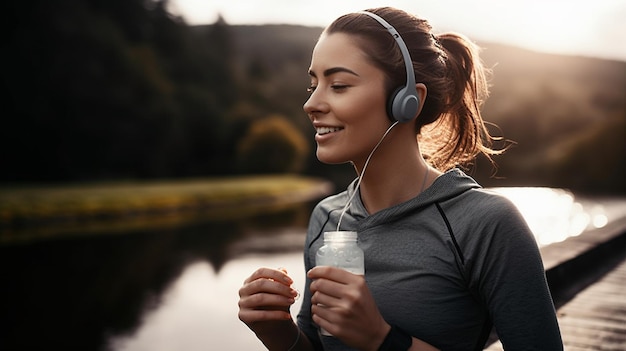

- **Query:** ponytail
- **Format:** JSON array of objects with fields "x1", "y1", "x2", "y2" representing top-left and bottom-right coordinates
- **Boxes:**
[{"x1": 419, "y1": 32, "x2": 503, "y2": 171}]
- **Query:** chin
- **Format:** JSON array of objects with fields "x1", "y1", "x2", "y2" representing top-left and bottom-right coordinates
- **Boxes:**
[{"x1": 316, "y1": 150, "x2": 348, "y2": 165}]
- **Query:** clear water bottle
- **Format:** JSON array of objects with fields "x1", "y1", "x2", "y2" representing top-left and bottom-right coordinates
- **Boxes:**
[
  {"x1": 316, "y1": 231, "x2": 365, "y2": 274},
  {"x1": 315, "y1": 231, "x2": 365, "y2": 336}
]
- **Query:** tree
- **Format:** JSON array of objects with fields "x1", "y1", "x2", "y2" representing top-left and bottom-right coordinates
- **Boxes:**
[{"x1": 236, "y1": 115, "x2": 309, "y2": 174}]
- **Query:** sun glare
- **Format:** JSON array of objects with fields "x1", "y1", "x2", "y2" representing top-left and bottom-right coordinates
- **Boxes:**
[
  {"x1": 489, "y1": 187, "x2": 597, "y2": 247},
  {"x1": 509, "y1": 2, "x2": 596, "y2": 56},
  {"x1": 168, "y1": 0, "x2": 625, "y2": 61}
]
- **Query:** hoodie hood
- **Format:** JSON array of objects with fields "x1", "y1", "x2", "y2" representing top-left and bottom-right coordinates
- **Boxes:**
[{"x1": 339, "y1": 168, "x2": 481, "y2": 230}]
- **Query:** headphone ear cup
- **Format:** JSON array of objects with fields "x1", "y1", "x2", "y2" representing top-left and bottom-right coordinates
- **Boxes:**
[
  {"x1": 387, "y1": 87, "x2": 404, "y2": 122},
  {"x1": 390, "y1": 86, "x2": 420, "y2": 123}
]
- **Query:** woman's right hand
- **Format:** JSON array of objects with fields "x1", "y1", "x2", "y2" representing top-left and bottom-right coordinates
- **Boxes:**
[{"x1": 238, "y1": 267, "x2": 299, "y2": 329}]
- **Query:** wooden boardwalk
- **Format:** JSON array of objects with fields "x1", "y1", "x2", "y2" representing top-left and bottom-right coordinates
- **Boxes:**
[{"x1": 557, "y1": 254, "x2": 626, "y2": 350}]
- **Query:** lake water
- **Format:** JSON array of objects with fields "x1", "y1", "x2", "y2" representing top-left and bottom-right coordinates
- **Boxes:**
[{"x1": 1, "y1": 188, "x2": 624, "y2": 351}]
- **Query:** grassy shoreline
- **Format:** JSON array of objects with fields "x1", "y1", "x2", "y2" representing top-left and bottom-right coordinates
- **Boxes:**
[{"x1": 0, "y1": 175, "x2": 334, "y2": 244}]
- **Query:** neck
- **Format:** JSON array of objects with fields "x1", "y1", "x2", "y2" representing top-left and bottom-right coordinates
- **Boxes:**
[{"x1": 355, "y1": 139, "x2": 436, "y2": 214}]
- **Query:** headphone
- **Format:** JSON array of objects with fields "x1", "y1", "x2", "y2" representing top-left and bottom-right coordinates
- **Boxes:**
[{"x1": 358, "y1": 11, "x2": 420, "y2": 123}]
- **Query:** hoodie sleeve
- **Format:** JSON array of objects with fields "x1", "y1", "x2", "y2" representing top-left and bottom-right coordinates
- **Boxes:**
[{"x1": 464, "y1": 192, "x2": 563, "y2": 350}]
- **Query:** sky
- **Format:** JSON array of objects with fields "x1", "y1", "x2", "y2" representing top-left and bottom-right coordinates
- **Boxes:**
[{"x1": 167, "y1": 0, "x2": 626, "y2": 62}]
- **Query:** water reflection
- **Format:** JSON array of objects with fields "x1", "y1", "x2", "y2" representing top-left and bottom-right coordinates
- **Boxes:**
[
  {"x1": 0, "y1": 205, "x2": 310, "y2": 351},
  {"x1": 490, "y1": 187, "x2": 614, "y2": 246},
  {"x1": 109, "y1": 253, "x2": 305, "y2": 351},
  {"x1": 0, "y1": 188, "x2": 623, "y2": 351}
]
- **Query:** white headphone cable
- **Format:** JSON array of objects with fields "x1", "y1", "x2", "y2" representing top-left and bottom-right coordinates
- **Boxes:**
[{"x1": 336, "y1": 121, "x2": 399, "y2": 231}]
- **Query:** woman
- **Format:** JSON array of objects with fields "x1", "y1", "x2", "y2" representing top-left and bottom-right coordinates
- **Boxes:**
[{"x1": 238, "y1": 7, "x2": 563, "y2": 351}]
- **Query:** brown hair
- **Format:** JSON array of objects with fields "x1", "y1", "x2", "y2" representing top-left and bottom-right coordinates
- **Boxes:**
[{"x1": 324, "y1": 7, "x2": 503, "y2": 171}]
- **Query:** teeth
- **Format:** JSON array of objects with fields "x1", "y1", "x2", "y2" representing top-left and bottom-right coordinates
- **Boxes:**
[{"x1": 316, "y1": 127, "x2": 343, "y2": 135}]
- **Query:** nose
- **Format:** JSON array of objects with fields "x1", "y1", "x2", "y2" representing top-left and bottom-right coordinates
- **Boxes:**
[
  {"x1": 303, "y1": 95, "x2": 316, "y2": 118},
  {"x1": 303, "y1": 89, "x2": 327, "y2": 120}
]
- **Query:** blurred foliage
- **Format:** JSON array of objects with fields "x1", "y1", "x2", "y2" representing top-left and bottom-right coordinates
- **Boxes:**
[
  {"x1": 0, "y1": 175, "x2": 332, "y2": 243},
  {"x1": 3, "y1": 0, "x2": 625, "y2": 195},
  {"x1": 5, "y1": 0, "x2": 244, "y2": 181},
  {"x1": 236, "y1": 115, "x2": 310, "y2": 174}
]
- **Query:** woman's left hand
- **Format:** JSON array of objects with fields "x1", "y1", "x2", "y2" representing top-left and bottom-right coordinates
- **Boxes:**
[{"x1": 307, "y1": 266, "x2": 390, "y2": 351}]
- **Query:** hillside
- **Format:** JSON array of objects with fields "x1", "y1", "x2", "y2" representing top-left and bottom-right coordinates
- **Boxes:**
[
  {"x1": 218, "y1": 24, "x2": 626, "y2": 193},
  {"x1": 4, "y1": 1, "x2": 623, "y2": 195}
]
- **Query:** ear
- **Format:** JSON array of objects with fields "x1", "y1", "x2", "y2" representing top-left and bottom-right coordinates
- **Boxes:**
[{"x1": 415, "y1": 83, "x2": 427, "y2": 118}]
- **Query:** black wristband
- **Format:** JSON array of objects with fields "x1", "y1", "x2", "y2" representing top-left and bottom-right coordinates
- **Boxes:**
[{"x1": 378, "y1": 324, "x2": 412, "y2": 351}]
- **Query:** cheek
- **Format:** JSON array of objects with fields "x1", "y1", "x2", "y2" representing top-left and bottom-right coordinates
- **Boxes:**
[
  {"x1": 338, "y1": 98, "x2": 391, "y2": 154},
  {"x1": 354, "y1": 96, "x2": 391, "y2": 139},
  {"x1": 337, "y1": 90, "x2": 388, "y2": 126}
]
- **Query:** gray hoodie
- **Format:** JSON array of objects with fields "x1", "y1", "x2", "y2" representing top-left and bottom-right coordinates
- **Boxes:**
[{"x1": 297, "y1": 168, "x2": 563, "y2": 350}]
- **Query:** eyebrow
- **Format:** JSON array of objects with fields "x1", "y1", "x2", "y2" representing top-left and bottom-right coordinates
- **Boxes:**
[{"x1": 308, "y1": 67, "x2": 360, "y2": 78}]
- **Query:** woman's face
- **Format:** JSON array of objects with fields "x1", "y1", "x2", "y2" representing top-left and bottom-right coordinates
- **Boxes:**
[{"x1": 303, "y1": 32, "x2": 391, "y2": 166}]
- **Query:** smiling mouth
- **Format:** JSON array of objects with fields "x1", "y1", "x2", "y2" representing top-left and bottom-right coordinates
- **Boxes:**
[{"x1": 316, "y1": 127, "x2": 344, "y2": 135}]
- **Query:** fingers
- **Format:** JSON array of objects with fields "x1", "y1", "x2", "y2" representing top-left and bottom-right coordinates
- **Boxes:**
[
  {"x1": 244, "y1": 267, "x2": 293, "y2": 286},
  {"x1": 308, "y1": 266, "x2": 364, "y2": 299},
  {"x1": 239, "y1": 275, "x2": 297, "y2": 299},
  {"x1": 238, "y1": 267, "x2": 299, "y2": 325},
  {"x1": 239, "y1": 282, "x2": 296, "y2": 306},
  {"x1": 309, "y1": 277, "x2": 367, "y2": 316},
  {"x1": 307, "y1": 266, "x2": 361, "y2": 282},
  {"x1": 239, "y1": 270, "x2": 298, "y2": 311},
  {"x1": 238, "y1": 305, "x2": 293, "y2": 322}
]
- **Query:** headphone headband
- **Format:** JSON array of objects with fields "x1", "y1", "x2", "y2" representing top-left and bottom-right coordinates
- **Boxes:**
[{"x1": 358, "y1": 11, "x2": 419, "y2": 123}]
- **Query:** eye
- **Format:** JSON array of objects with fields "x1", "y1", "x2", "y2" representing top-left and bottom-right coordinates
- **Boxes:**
[
  {"x1": 307, "y1": 85, "x2": 317, "y2": 93},
  {"x1": 331, "y1": 84, "x2": 348, "y2": 92}
]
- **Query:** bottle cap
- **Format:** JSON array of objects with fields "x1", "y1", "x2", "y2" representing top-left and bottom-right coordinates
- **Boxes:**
[{"x1": 323, "y1": 231, "x2": 357, "y2": 242}]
